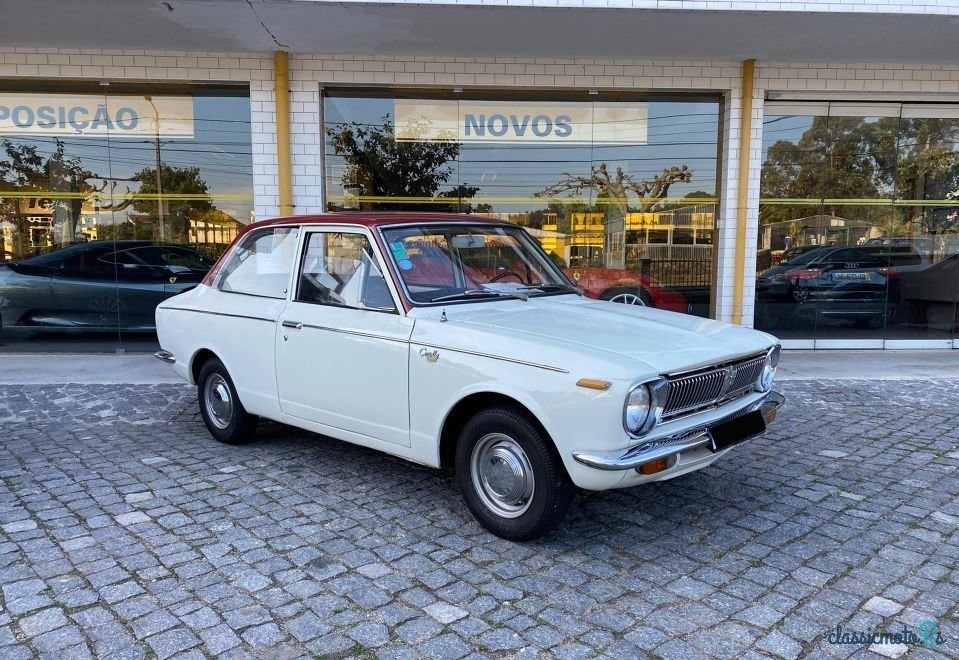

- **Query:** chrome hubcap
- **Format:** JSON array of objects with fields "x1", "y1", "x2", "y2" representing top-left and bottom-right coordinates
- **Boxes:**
[
  {"x1": 609, "y1": 292, "x2": 645, "y2": 306},
  {"x1": 470, "y1": 433, "x2": 534, "y2": 518},
  {"x1": 204, "y1": 374, "x2": 233, "y2": 429}
]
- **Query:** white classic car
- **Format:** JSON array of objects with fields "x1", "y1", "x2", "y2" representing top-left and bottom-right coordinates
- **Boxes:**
[{"x1": 155, "y1": 213, "x2": 783, "y2": 541}]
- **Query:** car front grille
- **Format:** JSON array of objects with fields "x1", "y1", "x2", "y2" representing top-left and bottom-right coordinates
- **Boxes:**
[{"x1": 662, "y1": 353, "x2": 767, "y2": 420}]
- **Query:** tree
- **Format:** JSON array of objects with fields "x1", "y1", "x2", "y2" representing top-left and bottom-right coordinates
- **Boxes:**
[
  {"x1": 0, "y1": 138, "x2": 98, "y2": 255},
  {"x1": 535, "y1": 163, "x2": 693, "y2": 218},
  {"x1": 535, "y1": 163, "x2": 694, "y2": 268},
  {"x1": 760, "y1": 114, "x2": 959, "y2": 250},
  {"x1": 326, "y1": 115, "x2": 478, "y2": 212},
  {"x1": 126, "y1": 164, "x2": 213, "y2": 243}
]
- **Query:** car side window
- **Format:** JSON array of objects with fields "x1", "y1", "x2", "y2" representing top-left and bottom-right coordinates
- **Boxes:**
[
  {"x1": 296, "y1": 232, "x2": 396, "y2": 312},
  {"x1": 216, "y1": 227, "x2": 298, "y2": 298}
]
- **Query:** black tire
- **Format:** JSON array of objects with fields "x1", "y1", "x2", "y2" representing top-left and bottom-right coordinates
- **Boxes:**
[
  {"x1": 601, "y1": 287, "x2": 654, "y2": 307},
  {"x1": 197, "y1": 358, "x2": 258, "y2": 444},
  {"x1": 455, "y1": 406, "x2": 573, "y2": 541}
]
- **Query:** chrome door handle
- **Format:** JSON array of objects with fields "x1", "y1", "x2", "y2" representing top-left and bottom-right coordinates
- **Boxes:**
[{"x1": 281, "y1": 320, "x2": 303, "y2": 329}]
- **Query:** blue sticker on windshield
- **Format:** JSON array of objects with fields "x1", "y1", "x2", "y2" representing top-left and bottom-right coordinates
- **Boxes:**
[
  {"x1": 393, "y1": 247, "x2": 409, "y2": 260},
  {"x1": 398, "y1": 259, "x2": 413, "y2": 271}
]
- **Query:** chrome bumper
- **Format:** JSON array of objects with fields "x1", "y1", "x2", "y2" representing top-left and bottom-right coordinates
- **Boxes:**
[
  {"x1": 153, "y1": 350, "x2": 176, "y2": 364},
  {"x1": 572, "y1": 390, "x2": 785, "y2": 472}
]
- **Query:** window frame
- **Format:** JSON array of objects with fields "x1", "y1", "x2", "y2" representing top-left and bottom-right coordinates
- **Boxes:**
[
  {"x1": 293, "y1": 228, "x2": 400, "y2": 314},
  {"x1": 376, "y1": 221, "x2": 577, "y2": 307},
  {"x1": 214, "y1": 226, "x2": 300, "y2": 300}
]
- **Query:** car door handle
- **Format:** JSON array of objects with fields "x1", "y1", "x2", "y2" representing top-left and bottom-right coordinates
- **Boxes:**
[{"x1": 281, "y1": 320, "x2": 303, "y2": 329}]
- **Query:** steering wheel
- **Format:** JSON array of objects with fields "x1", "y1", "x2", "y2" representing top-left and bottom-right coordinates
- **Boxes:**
[{"x1": 489, "y1": 270, "x2": 523, "y2": 283}]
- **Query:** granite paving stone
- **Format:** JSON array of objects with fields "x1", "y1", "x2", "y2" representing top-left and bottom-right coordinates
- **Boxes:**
[{"x1": 0, "y1": 380, "x2": 956, "y2": 657}]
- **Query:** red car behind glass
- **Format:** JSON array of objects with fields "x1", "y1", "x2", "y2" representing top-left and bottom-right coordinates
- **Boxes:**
[
  {"x1": 400, "y1": 240, "x2": 689, "y2": 313},
  {"x1": 565, "y1": 267, "x2": 689, "y2": 313}
]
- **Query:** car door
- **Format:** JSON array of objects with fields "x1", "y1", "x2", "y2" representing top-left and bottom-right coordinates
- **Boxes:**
[
  {"x1": 49, "y1": 244, "x2": 121, "y2": 328},
  {"x1": 275, "y1": 229, "x2": 413, "y2": 446},
  {"x1": 105, "y1": 247, "x2": 169, "y2": 329}
]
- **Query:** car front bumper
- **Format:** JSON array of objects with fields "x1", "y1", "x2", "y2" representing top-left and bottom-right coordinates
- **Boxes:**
[{"x1": 571, "y1": 390, "x2": 785, "y2": 472}]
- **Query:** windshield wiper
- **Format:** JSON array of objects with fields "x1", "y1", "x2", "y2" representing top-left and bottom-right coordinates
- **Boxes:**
[
  {"x1": 518, "y1": 282, "x2": 583, "y2": 296},
  {"x1": 430, "y1": 288, "x2": 528, "y2": 303}
]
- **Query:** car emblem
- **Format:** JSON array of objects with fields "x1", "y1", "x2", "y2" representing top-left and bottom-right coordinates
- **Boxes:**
[
  {"x1": 169, "y1": 276, "x2": 177, "y2": 284},
  {"x1": 721, "y1": 365, "x2": 736, "y2": 395},
  {"x1": 419, "y1": 348, "x2": 440, "y2": 363}
]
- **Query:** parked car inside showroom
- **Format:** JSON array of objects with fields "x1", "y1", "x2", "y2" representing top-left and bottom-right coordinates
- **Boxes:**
[
  {"x1": 155, "y1": 213, "x2": 784, "y2": 540},
  {"x1": 755, "y1": 245, "x2": 901, "y2": 329},
  {"x1": 0, "y1": 240, "x2": 214, "y2": 336}
]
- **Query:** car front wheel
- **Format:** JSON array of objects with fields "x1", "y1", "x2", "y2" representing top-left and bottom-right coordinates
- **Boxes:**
[
  {"x1": 455, "y1": 406, "x2": 573, "y2": 541},
  {"x1": 197, "y1": 358, "x2": 258, "y2": 444}
]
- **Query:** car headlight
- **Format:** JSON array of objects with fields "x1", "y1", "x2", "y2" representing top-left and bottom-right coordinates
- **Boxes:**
[
  {"x1": 624, "y1": 378, "x2": 668, "y2": 436},
  {"x1": 756, "y1": 344, "x2": 781, "y2": 392},
  {"x1": 624, "y1": 384, "x2": 651, "y2": 434}
]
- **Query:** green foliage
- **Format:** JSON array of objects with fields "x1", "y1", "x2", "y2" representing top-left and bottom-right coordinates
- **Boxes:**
[
  {"x1": 129, "y1": 164, "x2": 213, "y2": 243},
  {"x1": 326, "y1": 115, "x2": 478, "y2": 211},
  {"x1": 760, "y1": 114, "x2": 959, "y2": 236}
]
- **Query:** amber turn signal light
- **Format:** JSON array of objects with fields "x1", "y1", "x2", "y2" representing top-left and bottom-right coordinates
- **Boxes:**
[
  {"x1": 638, "y1": 457, "x2": 669, "y2": 475},
  {"x1": 576, "y1": 378, "x2": 611, "y2": 390}
]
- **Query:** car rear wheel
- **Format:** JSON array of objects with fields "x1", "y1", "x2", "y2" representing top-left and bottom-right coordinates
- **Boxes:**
[
  {"x1": 197, "y1": 358, "x2": 258, "y2": 444},
  {"x1": 455, "y1": 406, "x2": 573, "y2": 541},
  {"x1": 601, "y1": 287, "x2": 653, "y2": 307}
]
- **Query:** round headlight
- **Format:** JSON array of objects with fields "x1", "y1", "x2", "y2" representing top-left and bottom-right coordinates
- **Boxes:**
[
  {"x1": 757, "y1": 344, "x2": 781, "y2": 392},
  {"x1": 624, "y1": 384, "x2": 651, "y2": 434}
]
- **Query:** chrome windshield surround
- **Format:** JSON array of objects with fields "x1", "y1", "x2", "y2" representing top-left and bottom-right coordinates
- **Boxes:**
[
  {"x1": 623, "y1": 376, "x2": 669, "y2": 438},
  {"x1": 660, "y1": 351, "x2": 769, "y2": 421},
  {"x1": 375, "y1": 222, "x2": 579, "y2": 308}
]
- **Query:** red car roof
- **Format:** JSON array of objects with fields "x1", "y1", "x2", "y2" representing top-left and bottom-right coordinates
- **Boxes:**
[{"x1": 243, "y1": 212, "x2": 508, "y2": 235}]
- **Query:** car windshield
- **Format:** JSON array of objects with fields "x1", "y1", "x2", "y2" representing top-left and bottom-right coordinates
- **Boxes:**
[
  {"x1": 381, "y1": 224, "x2": 577, "y2": 304},
  {"x1": 784, "y1": 248, "x2": 829, "y2": 266}
]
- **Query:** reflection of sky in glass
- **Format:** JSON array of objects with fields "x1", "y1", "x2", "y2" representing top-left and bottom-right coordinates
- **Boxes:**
[
  {"x1": 324, "y1": 96, "x2": 719, "y2": 212},
  {"x1": 0, "y1": 91, "x2": 253, "y2": 223}
]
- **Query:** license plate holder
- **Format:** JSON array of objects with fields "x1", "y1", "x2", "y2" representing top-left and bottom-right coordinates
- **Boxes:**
[{"x1": 709, "y1": 410, "x2": 767, "y2": 451}]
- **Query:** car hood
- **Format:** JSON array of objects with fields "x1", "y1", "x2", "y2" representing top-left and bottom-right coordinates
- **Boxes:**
[{"x1": 411, "y1": 295, "x2": 777, "y2": 376}]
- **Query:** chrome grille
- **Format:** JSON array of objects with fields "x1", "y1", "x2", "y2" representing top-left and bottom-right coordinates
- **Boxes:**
[{"x1": 662, "y1": 353, "x2": 766, "y2": 420}]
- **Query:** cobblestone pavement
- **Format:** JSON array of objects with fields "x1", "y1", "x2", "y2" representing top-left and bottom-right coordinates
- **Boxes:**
[{"x1": 1, "y1": 380, "x2": 958, "y2": 660}]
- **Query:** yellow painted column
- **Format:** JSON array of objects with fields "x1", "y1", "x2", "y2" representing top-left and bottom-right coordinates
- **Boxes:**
[
  {"x1": 274, "y1": 51, "x2": 294, "y2": 216},
  {"x1": 731, "y1": 59, "x2": 755, "y2": 325}
]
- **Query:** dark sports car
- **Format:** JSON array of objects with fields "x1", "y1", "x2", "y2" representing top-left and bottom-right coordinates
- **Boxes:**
[{"x1": 0, "y1": 240, "x2": 214, "y2": 334}]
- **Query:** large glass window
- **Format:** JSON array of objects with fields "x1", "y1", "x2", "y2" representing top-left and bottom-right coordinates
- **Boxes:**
[
  {"x1": 756, "y1": 103, "x2": 959, "y2": 344},
  {"x1": 324, "y1": 90, "x2": 721, "y2": 317},
  {"x1": 0, "y1": 85, "x2": 253, "y2": 352}
]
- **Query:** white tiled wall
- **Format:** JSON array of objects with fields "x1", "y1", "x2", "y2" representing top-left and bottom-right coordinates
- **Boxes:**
[{"x1": 4, "y1": 47, "x2": 959, "y2": 326}]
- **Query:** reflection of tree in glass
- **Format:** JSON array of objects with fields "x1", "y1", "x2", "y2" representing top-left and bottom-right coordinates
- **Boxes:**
[
  {"x1": 0, "y1": 139, "x2": 217, "y2": 253},
  {"x1": 761, "y1": 115, "x2": 959, "y2": 243},
  {"x1": 326, "y1": 116, "x2": 480, "y2": 212},
  {"x1": 122, "y1": 165, "x2": 213, "y2": 244},
  {"x1": 895, "y1": 118, "x2": 959, "y2": 237},
  {"x1": 0, "y1": 138, "x2": 97, "y2": 255},
  {"x1": 535, "y1": 163, "x2": 692, "y2": 219}
]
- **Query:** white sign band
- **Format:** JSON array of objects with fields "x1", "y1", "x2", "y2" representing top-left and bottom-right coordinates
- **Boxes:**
[
  {"x1": 394, "y1": 100, "x2": 647, "y2": 145},
  {"x1": 0, "y1": 93, "x2": 195, "y2": 138}
]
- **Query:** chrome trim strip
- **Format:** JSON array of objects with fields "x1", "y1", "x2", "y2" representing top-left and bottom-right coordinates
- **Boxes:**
[
  {"x1": 573, "y1": 431, "x2": 712, "y2": 471},
  {"x1": 419, "y1": 343, "x2": 569, "y2": 374},
  {"x1": 573, "y1": 390, "x2": 784, "y2": 471},
  {"x1": 665, "y1": 350, "x2": 769, "y2": 378},
  {"x1": 153, "y1": 350, "x2": 175, "y2": 364},
  {"x1": 161, "y1": 307, "x2": 276, "y2": 324},
  {"x1": 300, "y1": 323, "x2": 409, "y2": 344}
]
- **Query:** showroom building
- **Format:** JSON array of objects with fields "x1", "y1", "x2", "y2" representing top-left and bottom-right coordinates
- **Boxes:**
[{"x1": 1, "y1": 0, "x2": 958, "y2": 351}]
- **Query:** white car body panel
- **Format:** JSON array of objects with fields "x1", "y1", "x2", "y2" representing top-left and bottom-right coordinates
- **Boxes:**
[{"x1": 156, "y1": 218, "x2": 781, "y2": 493}]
